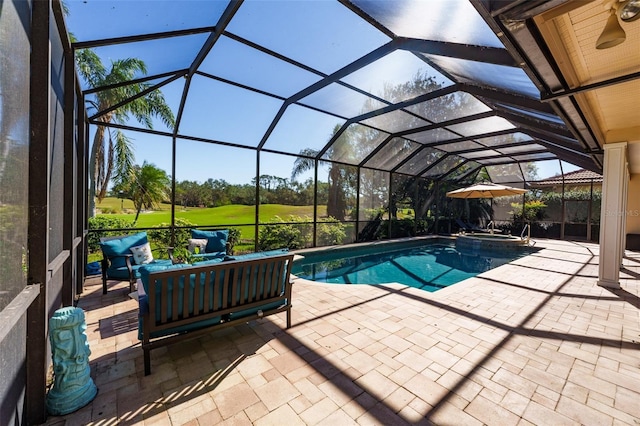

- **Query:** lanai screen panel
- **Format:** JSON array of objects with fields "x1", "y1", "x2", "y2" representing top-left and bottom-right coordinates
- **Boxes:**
[
  {"x1": 461, "y1": 150, "x2": 502, "y2": 160},
  {"x1": 407, "y1": 92, "x2": 491, "y2": 123},
  {"x1": 406, "y1": 128, "x2": 459, "y2": 145},
  {"x1": 88, "y1": 34, "x2": 209, "y2": 82},
  {"x1": 422, "y1": 154, "x2": 466, "y2": 178},
  {"x1": 446, "y1": 117, "x2": 515, "y2": 137},
  {"x1": 322, "y1": 124, "x2": 389, "y2": 165},
  {"x1": 226, "y1": 0, "x2": 391, "y2": 74},
  {"x1": 300, "y1": 83, "x2": 388, "y2": 118},
  {"x1": 350, "y1": 0, "x2": 504, "y2": 47},
  {"x1": 421, "y1": 55, "x2": 540, "y2": 99},
  {"x1": 486, "y1": 164, "x2": 525, "y2": 184},
  {"x1": 396, "y1": 147, "x2": 444, "y2": 175},
  {"x1": 264, "y1": 105, "x2": 346, "y2": 154},
  {"x1": 447, "y1": 161, "x2": 481, "y2": 180},
  {"x1": 67, "y1": 1, "x2": 229, "y2": 40},
  {"x1": 199, "y1": 35, "x2": 323, "y2": 98},
  {"x1": 359, "y1": 168, "x2": 390, "y2": 221},
  {"x1": 179, "y1": 75, "x2": 283, "y2": 147},
  {"x1": 0, "y1": 0, "x2": 31, "y2": 309},
  {"x1": 341, "y1": 50, "x2": 454, "y2": 102},
  {"x1": 498, "y1": 144, "x2": 547, "y2": 155},
  {"x1": 361, "y1": 110, "x2": 430, "y2": 134},
  {"x1": 437, "y1": 141, "x2": 483, "y2": 152},
  {"x1": 364, "y1": 138, "x2": 421, "y2": 171},
  {"x1": 524, "y1": 160, "x2": 563, "y2": 182},
  {"x1": 471, "y1": 132, "x2": 533, "y2": 150}
]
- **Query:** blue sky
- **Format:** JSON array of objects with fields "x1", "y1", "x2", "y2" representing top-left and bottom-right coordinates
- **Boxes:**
[{"x1": 65, "y1": 0, "x2": 576, "y2": 186}]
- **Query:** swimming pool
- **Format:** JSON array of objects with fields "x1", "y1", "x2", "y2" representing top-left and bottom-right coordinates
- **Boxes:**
[{"x1": 292, "y1": 238, "x2": 533, "y2": 292}]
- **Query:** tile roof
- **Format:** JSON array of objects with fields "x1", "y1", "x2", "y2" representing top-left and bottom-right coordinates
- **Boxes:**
[{"x1": 531, "y1": 168, "x2": 602, "y2": 186}]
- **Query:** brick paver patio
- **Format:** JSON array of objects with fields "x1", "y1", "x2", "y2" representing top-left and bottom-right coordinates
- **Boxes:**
[{"x1": 44, "y1": 239, "x2": 640, "y2": 425}]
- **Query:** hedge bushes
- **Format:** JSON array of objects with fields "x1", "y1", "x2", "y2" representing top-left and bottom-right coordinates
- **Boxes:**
[
  {"x1": 87, "y1": 216, "x2": 133, "y2": 253},
  {"x1": 88, "y1": 217, "x2": 241, "y2": 257},
  {"x1": 147, "y1": 218, "x2": 196, "y2": 258},
  {"x1": 258, "y1": 215, "x2": 346, "y2": 251}
]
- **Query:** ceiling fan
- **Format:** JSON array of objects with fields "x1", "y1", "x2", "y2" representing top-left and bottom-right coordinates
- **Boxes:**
[{"x1": 596, "y1": 0, "x2": 640, "y2": 49}]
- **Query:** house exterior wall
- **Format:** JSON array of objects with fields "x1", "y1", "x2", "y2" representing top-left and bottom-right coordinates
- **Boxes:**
[{"x1": 626, "y1": 174, "x2": 640, "y2": 234}]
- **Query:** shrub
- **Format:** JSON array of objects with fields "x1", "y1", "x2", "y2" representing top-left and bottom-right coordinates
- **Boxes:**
[
  {"x1": 316, "y1": 218, "x2": 346, "y2": 246},
  {"x1": 258, "y1": 216, "x2": 306, "y2": 251},
  {"x1": 170, "y1": 246, "x2": 195, "y2": 264},
  {"x1": 226, "y1": 228, "x2": 241, "y2": 254},
  {"x1": 510, "y1": 200, "x2": 547, "y2": 222},
  {"x1": 147, "y1": 218, "x2": 196, "y2": 258},
  {"x1": 360, "y1": 217, "x2": 433, "y2": 240},
  {"x1": 361, "y1": 207, "x2": 385, "y2": 221},
  {"x1": 258, "y1": 215, "x2": 345, "y2": 250},
  {"x1": 540, "y1": 189, "x2": 601, "y2": 202}
]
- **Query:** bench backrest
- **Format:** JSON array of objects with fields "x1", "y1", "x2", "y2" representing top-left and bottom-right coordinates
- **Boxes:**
[{"x1": 141, "y1": 253, "x2": 294, "y2": 336}]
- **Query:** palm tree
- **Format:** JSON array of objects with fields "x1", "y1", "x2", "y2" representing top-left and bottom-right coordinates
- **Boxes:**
[
  {"x1": 291, "y1": 148, "x2": 320, "y2": 181},
  {"x1": 291, "y1": 142, "x2": 355, "y2": 221},
  {"x1": 75, "y1": 49, "x2": 175, "y2": 215},
  {"x1": 118, "y1": 162, "x2": 171, "y2": 223}
]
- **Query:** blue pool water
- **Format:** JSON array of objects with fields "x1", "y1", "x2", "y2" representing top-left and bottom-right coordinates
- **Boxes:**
[{"x1": 292, "y1": 240, "x2": 532, "y2": 292}]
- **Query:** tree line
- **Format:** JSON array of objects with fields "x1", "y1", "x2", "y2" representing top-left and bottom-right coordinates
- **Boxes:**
[{"x1": 113, "y1": 174, "x2": 331, "y2": 209}]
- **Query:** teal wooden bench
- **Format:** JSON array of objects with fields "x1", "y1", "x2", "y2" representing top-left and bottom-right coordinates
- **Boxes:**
[{"x1": 137, "y1": 251, "x2": 294, "y2": 375}]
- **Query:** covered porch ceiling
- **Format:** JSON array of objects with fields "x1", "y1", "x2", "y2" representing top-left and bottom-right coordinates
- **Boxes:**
[
  {"x1": 480, "y1": 0, "x2": 640, "y2": 173},
  {"x1": 539, "y1": 0, "x2": 640, "y2": 173},
  {"x1": 64, "y1": 0, "x2": 640, "y2": 185}
]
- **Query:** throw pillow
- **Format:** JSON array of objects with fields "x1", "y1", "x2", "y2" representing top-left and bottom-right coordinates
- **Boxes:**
[
  {"x1": 130, "y1": 242, "x2": 154, "y2": 265},
  {"x1": 187, "y1": 238, "x2": 208, "y2": 254}
]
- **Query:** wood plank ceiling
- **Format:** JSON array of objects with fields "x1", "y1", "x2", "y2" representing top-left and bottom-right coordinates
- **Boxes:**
[{"x1": 534, "y1": 0, "x2": 640, "y2": 172}]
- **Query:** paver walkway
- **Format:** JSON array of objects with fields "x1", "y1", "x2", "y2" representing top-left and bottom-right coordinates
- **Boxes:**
[{"x1": 44, "y1": 239, "x2": 640, "y2": 425}]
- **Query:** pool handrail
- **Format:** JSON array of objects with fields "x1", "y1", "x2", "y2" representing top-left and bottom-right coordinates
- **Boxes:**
[
  {"x1": 487, "y1": 221, "x2": 495, "y2": 234},
  {"x1": 520, "y1": 223, "x2": 535, "y2": 246}
]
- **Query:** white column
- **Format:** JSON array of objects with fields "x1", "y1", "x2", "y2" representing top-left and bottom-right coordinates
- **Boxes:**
[
  {"x1": 619, "y1": 165, "x2": 629, "y2": 260},
  {"x1": 598, "y1": 142, "x2": 628, "y2": 288}
]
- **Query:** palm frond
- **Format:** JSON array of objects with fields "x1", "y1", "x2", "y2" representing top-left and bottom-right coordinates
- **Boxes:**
[
  {"x1": 75, "y1": 49, "x2": 105, "y2": 87},
  {"x1": 291, "y1": 148, "x2": 319, "y2": 180},
  {"x1": 113, "y1": 131, "x2": 135, "y2": 184}
]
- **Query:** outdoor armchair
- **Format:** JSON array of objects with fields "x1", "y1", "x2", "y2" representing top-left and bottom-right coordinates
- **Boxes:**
[
  {"x1": 99, "y1": 231, "x2": 173, "y2": 294},
  {"x1": 187, "y1": 229, "x2": 232, "y2": 262}
]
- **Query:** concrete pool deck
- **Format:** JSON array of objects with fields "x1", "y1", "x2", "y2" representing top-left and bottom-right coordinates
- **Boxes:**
[{"x1": 44, "y1": 239, "x2": 640, "y2": 425}]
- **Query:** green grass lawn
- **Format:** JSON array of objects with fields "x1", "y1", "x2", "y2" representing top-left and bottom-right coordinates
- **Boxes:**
[{"x1": 95, "y1": 198, "x2": 327, "y2": 243}]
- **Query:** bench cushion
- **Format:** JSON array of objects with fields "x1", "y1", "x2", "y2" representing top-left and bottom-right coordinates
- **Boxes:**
[
  {"x1": 192, "y1": 252, "x2": 226, "y2": 262},
  {"x1": 224, "y1": 248, "x2": 288, "y2": 261},
  {"x1": 107, "y1": 259, "x2": 173, "y2": 280}
]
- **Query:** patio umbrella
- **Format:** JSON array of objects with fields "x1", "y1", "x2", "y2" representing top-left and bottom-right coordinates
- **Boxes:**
[{"x1": 446, "y1": 182, "x2": 527, "y2": 199}]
